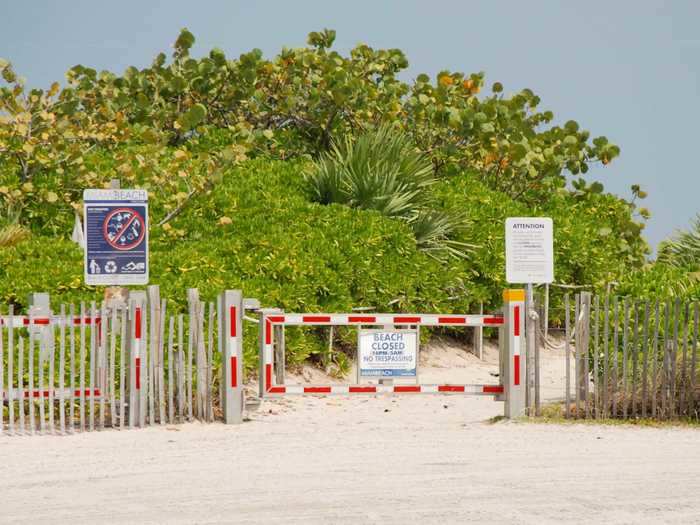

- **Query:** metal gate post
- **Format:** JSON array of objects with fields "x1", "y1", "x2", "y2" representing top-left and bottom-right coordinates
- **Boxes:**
[
  {"x1": 503, "y1": 289, "x2": 526, "y2": 418},
  {"x1": 258, "y1": 311, "x2": 273, "y2": 398},
  {"x1": 219, "y1": 290, "x2": 244, "y2": 424}
]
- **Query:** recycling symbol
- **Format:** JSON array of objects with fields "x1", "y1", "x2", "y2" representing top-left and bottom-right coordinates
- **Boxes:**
[{"x1": 104, "y1": 261, "x2": 117, "y2": 274}]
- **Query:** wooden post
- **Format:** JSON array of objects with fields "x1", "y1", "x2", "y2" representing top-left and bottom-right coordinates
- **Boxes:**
[
  {"x1": 564, "y1": 294, "x2": 571, "y2": 418},
  {"x1": 641, "y1": 301, "x2": 650, "y2": 418}
]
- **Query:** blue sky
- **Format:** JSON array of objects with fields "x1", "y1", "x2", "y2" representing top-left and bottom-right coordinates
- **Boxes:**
[{"x1": 2, "y1": 1, "x2": 698, "y2": 252}]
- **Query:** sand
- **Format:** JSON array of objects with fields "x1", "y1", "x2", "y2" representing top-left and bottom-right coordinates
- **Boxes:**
[{"x1": 0, "y1": 340, "x2": 698, "y2": 524}]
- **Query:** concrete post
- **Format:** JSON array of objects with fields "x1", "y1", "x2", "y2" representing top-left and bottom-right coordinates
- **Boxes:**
[
  {"x1": 128, "y1": 290, "x2": 147, "y2": 427},
  {"x1": 219, "y1": 290, "x2": 244, "y2": 424},
  {"x1": 503, "y1": 289, "x2": 526, "y2": 419}
]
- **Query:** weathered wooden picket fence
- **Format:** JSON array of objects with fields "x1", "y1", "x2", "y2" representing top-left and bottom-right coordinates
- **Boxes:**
[
  {"x1": 563, "y1": 292, "x2": 699, "y2": 420},
  {"x1": 0, "y1": 286, "x2": 221, "y2": 435}
]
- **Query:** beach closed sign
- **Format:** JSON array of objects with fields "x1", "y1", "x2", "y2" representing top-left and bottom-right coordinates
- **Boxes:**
[
  {"x1": 505, "y1": 217, "x2": 554, "y2": 284},
  {"x1": 359, "y1": 329, "x2": 417, "y2": 378}
]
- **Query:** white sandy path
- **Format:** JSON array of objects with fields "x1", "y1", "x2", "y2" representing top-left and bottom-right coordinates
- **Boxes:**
[{"x1": 0, "y1": 342, "x2": 699, "y2": 524}]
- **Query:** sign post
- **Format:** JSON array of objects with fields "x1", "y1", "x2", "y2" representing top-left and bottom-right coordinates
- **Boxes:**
[
  {"x1": 505, "y1": 217, "x2": 554, "y2": 416},
  {"x1": 83, "y1": 189, "x2": 149, "y2": 286}
]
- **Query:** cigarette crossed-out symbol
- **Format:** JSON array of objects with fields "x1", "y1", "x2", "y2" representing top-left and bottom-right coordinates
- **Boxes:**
[{"x1": 102, "y1": 207, "x2": 145, "y2": 251}]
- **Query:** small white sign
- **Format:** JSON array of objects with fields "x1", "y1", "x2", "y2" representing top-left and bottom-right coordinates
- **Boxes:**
[
  {"x1": 505, "y1": 217, "x2": 553, "y2": 284},
  {"x1": 359, "y1": 329, "x2": 417, "y2": 378}
]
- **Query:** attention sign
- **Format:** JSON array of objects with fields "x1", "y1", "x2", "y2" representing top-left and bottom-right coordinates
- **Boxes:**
[
  {"x1": 358, "y1": 329, "x2": 417, "y2": 378},
  {"x1": 83, "y1": 189, "x2": 149, "y2": 286},
  {"x1": 505, "y1": 217, "x2": 553, "y2": 284}
]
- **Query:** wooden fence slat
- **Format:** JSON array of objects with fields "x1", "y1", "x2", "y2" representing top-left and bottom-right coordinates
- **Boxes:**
[
  {"x1": 8, "y1": 305, "x2": 14, "y2": 434},
  {"x1": 602, "y1": 296, "x2": 610, "y2": 418},
  {"x1": 631, "y1": 301, "x2": 640, "y2": 418},
  {"x1": 158, "y1": 298, "x2": 167, "y2": 425},
  {"x1": 139, "y1": 302, "x2": 147, "y2": 429},
  {"x1": 46, "y1": 318, "x2": 56, "y2": 434},
  {"x1": 79, "y1": 302, "x2": 86, "y2": 432},
  {"x1": 593, "y1": 295, "x2": 600, "y2": 418},
  {"x1": 651, "y1": 300, "x2": 660, "y2": 418},
  {"x1": 59, "y1": 305, "x2": 66, "y2": 434},
  {"x1": 18, "y1": 336, "x2": 25, "y2": 434},
  {"x1": 38, "y1": 320, "x2": 46, "y2": 434},
  {"x1": 99, "y1": 302, "x2": 107, "y2": 430},
  {"x1": 197, "y1": 300, "x2": 206, "y2": 420},
  {"x1": 109, "y1": 305, "x2": 117, "y2": 428},
  {"x1": 0, "y1": 305, "x2": 4, "y2": 435},
  {"x1": 641, "y1": 301, "x2": 650, "y2": 418},
  {"x1": 680, "y1": 303, "x2": 689, "y2": 417},
  {"x1": 671, "y1": 299, "x2": 680, "y2": 418},
  {"x1": 148, "y1": 290, "x2": 157, "y2": 426},
  {"x1": 29, "y1": 328, "x2": 35, "y2": 435},
  {"x1": 690, "y1": 303, "x2": 698, "y2": 418},
  {"x1": 612, "y1": 297, "x2": 619, "y2": 417},
  {"x1": 622, "y1": 298, "x2": 629, "y2": 419},
  {"x1": 574, "y1": 294, "x2": 580, "y2": 417},
  {"x1": 69, "y1": 304, "x2": 75, "y2": 433},
  {"x1": 48, "y1": 312, "x2": 55, "y2": 434},
  {"x1": 194, "y1": 299, "x2": 201, "y2": 420},
  {"x1": 178, "y1": 314, "x2": 185, "y2": 422},
  {"x1": 662, "y1": 300, "x2": 671, "y2": 419},
  {"x1": 168, "y1": 316, "x2": 175, "y2": 424},
  {"x1": 187, "y1": 293, "x2": 195, "y2": 422},
  {"x1": 564, "y1": 294, "x2": 571, "y2": 418},
  {"x1": 119, "y1": 304, "x2": 126, "y2": 430},
  {"x1": 89, "y1": 302, "x2": 96, "y2": 432},
  {"x1": 207, "y1": 302, "x2": 215, "y2": 422}
]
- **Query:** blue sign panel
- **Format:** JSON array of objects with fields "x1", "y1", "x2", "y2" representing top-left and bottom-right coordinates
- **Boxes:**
[{"x1": 83, "y1": 189, "x2": 148, "y2": 285}]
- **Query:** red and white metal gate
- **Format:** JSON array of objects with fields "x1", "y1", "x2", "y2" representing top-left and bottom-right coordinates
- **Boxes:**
[{"x1": 257, "y1": 289, "x2": 526, "y2": 418}]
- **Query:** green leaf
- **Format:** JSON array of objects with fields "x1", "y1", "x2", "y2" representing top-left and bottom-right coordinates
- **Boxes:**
[{"x1": 179, "y1": 103, "x2": 207, "y2": 130}]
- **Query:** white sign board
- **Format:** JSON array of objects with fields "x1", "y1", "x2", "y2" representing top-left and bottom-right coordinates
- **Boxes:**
[
  {"x1": 84, "y1": 189, "x2": 149, "y2": 286},
  {"x1": 505, "y1": 217, "x2": 553, "y2": 284},
  {"x1": 359, "y1": 329, "x2": 417, "y2": 378}
]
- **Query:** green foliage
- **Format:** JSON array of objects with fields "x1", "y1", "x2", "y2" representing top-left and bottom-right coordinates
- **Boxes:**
[
  {"x1": 308, "y1": 125, "x2": 435, "y2": 218},
  {"x1": 0, "y1": 28, "x2": 664, "y2": 369},
  {"x1": 308, "y1": 125, "x2": 474, "y2": 259},
  {"x1": 657, "y1": 214, "x2": 700, "y2": 271}
]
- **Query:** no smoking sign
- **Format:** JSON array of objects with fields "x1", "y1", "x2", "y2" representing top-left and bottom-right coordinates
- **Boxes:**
[{"x1": 83, "y1": 189, "x2": 149, "y2": 286}]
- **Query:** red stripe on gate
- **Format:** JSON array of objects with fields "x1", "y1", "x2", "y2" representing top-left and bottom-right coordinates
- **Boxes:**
[
  {"x1": 265, "y1": 363, "x2": 272, "y2": 391},
  {"x1": 349, "y1": 386, "x2": 377, "y2": 393},
  {"x1": 483, "y1": 385, "x2": 504, "y2": 394},
  {"x1": 438, "y1": 317, "x2": 465, "y2": 324},
  {"x1": 438, "y1": 385, "x2": 465, "y2": 392},
  {"x1": 514, "y1": 306, "x2": 520, "y2": 336},
  {"x1": 268, "y1": 315, "x2": 285, "y2": 323},
  {"x1": 348, "y1": 316, "x2": 376, "y2": 323},
  {"x1": 483, "y1": 316, "x2": 504, "y2": 325},
  {"x1": 394, "y1": 316, "x2": 421, "y2": 324},
  {"x1": 514, "y1": 355, "x2": 520, "y2": 386},
  {"x1": 135, "y1": 308, "x2": 142, "y2": 339},
  {"x1": 269, "y1": 386, "x2": 286, "y2": 394},
  {"x1": 230, "y1": 306, "x2": 237, "y2": 337},
  {"x1": 265, "y1": 319, "x2": 272, "y2": 344},
  {"x1": 231, "y1": 356, "x2": 237, "y2": 388},
  {"x1": 135, "y1": 358, "x2": 141, "y2": 389},
  {"x1": 304, "y1": 386, "x2": 332, "y2": 393},
  {"x1": 303, "y1": 315, "x2": 331, "y2": 323},
  {"x1": 394, "y1": 385, "x2": 421, "y2": 393}
]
